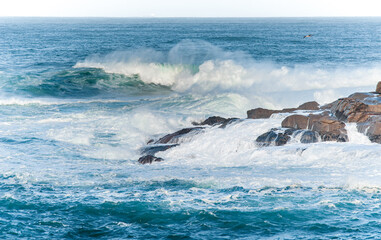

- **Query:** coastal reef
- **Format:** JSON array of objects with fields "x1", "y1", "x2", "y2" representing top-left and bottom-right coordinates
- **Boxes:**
[{"x1": 139, "y1": 82, "x2": 381, "y2": 164}]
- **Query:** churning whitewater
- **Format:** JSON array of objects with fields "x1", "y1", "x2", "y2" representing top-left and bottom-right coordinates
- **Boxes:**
[{"x1": 1, "y1": 17, "x2": 381, "y2": 239}]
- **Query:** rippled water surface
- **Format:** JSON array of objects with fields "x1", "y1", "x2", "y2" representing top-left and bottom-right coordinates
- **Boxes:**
[{"x1": 1, "y1": 17, "x2": 381, "y2": 239}]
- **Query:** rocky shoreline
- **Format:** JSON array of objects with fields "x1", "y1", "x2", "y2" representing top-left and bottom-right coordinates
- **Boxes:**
[{"x1": 139, "y1": 82, "x2": 381, "y2": 164}]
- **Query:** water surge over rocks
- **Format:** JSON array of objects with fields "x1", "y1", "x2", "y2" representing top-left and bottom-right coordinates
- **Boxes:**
[{"x1": 2, "y1": 17, "x2": 381, "y2": 239}]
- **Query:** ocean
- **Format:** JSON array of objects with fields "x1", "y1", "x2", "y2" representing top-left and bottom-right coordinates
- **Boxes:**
[{"x1": 1, "y1": 17, "x2": 381, "y2": 239}]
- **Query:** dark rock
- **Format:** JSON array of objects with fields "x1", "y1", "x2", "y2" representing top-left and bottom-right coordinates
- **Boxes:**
[
  {"x1": 138, "y1": 155, "x2": 164, "y2": 164},
  {"x1": 294, "y1": 130, "x2": 320, "y2": 144},
  {"x1": 256, "y1": 131, "x2": 278, "y2": 146},
  {"x1": 194, "y1": 116, "x2": 226, "y2": 126},
  {"x1": 193, "y1": 116, "x2": 239, "y2": 128},
  {"x1": 274, "y1": 133, "x2": 290, "y2": 146},
  {"x1": 141, "y1": 144, "x2": 179, "y2": 155},
  {"x1": 256, "y1": 129, "x2": 294, "y2": 147},
  {"x1": 155, "y1": 127, "x2": 204, "y2": 144},
  {"x1": 219, "y1": 118, "x2": 240, "y2": 129}
]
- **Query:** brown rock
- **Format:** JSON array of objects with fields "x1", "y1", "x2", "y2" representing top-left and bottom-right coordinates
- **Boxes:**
[
  {"x1": 297, "y1": 101, "x2": 319, "y2": 110},
  {"x1": 376, "y1": 81, "x2": 381, "y2": 94},
  {"x1": 357, "y1": 116, "x2": 381, "y2": 144},
  {"x1": 310, "y1": 116, "x2": 348, "y2": 142},
  {"x1": 281, "y1": 115, "x2": 309, "y2": 129},
  {"x1": 247, "y1": 101, "x2": 320, "y2": 119},
  {"x1": 281, "y1": 113, "x2": 348, "y2": 142},
  {"x1": 247, "y1": 108, "x2": 284, "y2": 119},
  {"x1": 348, "y1": 92, "x2": 373, "y2": 101}
]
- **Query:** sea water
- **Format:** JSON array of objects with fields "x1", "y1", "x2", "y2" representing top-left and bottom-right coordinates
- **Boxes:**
[{"x1": 0, "y1": 17, "x2": 381, "y2": 239}]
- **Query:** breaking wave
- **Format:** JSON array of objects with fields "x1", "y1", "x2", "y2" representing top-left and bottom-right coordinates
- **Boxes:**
[{"x1": 74, "y1": 40, "x2": 381, "y2": 107}]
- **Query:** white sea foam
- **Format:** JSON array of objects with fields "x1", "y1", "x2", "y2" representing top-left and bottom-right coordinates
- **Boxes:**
[{"x1": 74, "y1": 40, "x2": 381, "y2": 108}]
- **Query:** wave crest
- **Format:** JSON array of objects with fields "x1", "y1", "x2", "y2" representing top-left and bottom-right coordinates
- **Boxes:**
[{"x1": 74, "y1": 40, "x2": 381, "y2": 106}]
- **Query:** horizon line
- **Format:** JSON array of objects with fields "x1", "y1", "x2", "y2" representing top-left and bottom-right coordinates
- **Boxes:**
[{"x1": 0, "y1": 15, "x2": 381, "y2": 19}]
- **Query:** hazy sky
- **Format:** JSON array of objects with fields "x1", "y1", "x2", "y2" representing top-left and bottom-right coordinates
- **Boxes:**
[{"x1": 1, "y1": 0, "x2": 381, "y2": 17}]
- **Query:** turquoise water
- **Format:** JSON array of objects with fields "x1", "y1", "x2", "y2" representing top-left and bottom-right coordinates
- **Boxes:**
[{"x1": 1, "y1": 17, "x2": 381, "y2": 239}]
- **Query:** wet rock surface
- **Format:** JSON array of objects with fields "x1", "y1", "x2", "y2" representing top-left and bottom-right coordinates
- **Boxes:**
[
  {"x1": 139, "y1": 82, "x2": 381, "y2": 163},
  {"x1": 247, "y1": 101, "x2": 319, "y2": 119},
  {"x1": 155, "y1": 127, "x2": 204, "y2": 144},
  {"x1": 138, "y1": 155, "x2": 164, "y2": 164}
]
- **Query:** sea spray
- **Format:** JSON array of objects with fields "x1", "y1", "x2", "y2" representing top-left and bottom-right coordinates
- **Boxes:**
[{"x1": 1, "y1": 17, "x2": 381, "y2": 239}]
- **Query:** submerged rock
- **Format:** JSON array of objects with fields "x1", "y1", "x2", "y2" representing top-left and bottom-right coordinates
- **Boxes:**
[
  {"x1": 138, "y1": 155, "x2": 164, "y2": 164},
  {"x1": 141, "y1": 144, "x2": 179, "y2": 155},
  {"x1": 155, "y1": 127, "x2": 204, "y2": 144},
  {"x1": 256, "y1": 128, "x2": 295, "y2": 146},
  {"x1": 298, "y1": 130, "x2": 320, "y2": 144}
]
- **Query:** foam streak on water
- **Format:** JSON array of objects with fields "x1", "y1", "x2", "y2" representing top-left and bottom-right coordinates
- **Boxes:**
[{"x1": 1, "y1": 17, "x2": 381, "y2": 239}]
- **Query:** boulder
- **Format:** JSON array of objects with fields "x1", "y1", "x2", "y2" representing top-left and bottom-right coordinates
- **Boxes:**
[
  {"x1": 256, "y1": 129, "x2": 293, "y2": 147},
  {"x1": 138, "y1": 155, "x2": 164, "y2": 164},
  {"x1": 331, "y1": 98, "x2": 381, "y2": 122},
  {"x1": 281, "y1": 113, "x2": 348, "y2": 142},
  {"x1": 297, "y1": 101, "x2": 319, "y2": 110},
  {"x1": 281, "y1": 114, "x2": 309, "y2": 129},
  {"x1": 310, "y1": 116, "x2": 348, "y2": 142},
  {"x1": 357, "y1": 116, "x2": 381, "y2": 144},
  {"x1": 294, "y1": 130, "x2": 320, "y2": 144},
  {"x1": 376, "y1": 81, "x2": 381, "y2": 94}
]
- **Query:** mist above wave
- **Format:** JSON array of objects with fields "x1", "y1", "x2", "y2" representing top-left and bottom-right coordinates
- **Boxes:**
[{"x1": 75, "y1": 40, "x2": 381, "y2": 107}]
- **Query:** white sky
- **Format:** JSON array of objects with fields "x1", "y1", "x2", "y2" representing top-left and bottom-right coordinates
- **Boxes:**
[{"x1": 0, "y1": 0, "x2": 381, "y2": 17}]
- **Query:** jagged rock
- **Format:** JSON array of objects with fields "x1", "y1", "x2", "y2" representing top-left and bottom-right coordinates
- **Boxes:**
[
  {"x1": 331, "y1": 98, "x2": 381, "y2": 122},
  {"x1": 376, "y1": 81, "x2": 381, "y2": 94},
  {"x1": 348, "y1": 92, "x2": 374, "y2": 101},
  {"x1": 138, "y1": 155, "x2": 163, "y2": 164},
  {"x1": 155, "y1": 127, "x2": 204, "y2": 144}
]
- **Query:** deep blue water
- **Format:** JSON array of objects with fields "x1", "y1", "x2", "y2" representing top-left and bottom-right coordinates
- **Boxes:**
[{"x1": 1, "y1": 17, "x2": 381, "y2": 239}]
